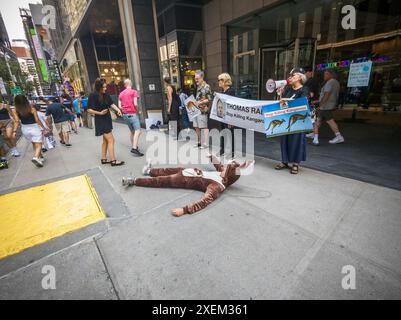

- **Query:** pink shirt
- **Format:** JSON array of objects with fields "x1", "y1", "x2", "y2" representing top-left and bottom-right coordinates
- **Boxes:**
[{"x1": 119, "y1": 88, "x2": 139, "y2": 114}]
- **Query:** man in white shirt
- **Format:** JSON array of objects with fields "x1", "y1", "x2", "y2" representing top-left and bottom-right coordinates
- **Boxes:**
[{"x1": 309, "y1": 70, "x2": 345, "y2": 145}]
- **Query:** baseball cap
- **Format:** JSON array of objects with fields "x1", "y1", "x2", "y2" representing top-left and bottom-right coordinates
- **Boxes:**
[{"x1": 289, "y1": 67, "x2": 306, "y2": 75}]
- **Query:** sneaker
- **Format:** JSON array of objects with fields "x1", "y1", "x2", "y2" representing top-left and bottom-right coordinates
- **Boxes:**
[
  {"x1": 142, "y1": 160, "x2": 152, "y2": 176},
  {"x1": 60, "y1": 140, "x2": 66, "y2": 145},
  {"x1": 306, "y1": 133, "x2": 315, "y2": 139},
  {"x1": 329, "y1": 135, "x2": 345, "y2": 144},
  {"x1": 42, "y1": 148, "x2": 48, "y2": 153},
  {"x1": 32, "y1": 157, "x2": 44, "y2": 168},
  {"x1": 11, "y1": 148, "x2": 20, "y2": 157},
  {"x1": 131, "y1": 148, "x2": 144, "y2": 157},
  {"x1": 65, "y1": 144, "x2": 72, "y2": 147},
  {"x1": 122, "y1": 176, "x2": 136, "y2": 187},
  {"x1": 0, "y1": 161, "x2": 8, "y2": 170},
  {"x1": 312, "y1": 138, "x2": 320, "y2": 146},
  {"x1": 194, "y1": 143, "x2": 201, "y2": 148},
  {"x1": 40, "y1": 157, "x2": 46, "y2": 163}
]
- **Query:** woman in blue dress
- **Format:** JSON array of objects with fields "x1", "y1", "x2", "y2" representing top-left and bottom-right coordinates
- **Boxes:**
[{"x1": 275, "y1": 68, "x2": 309, "y2": 174}]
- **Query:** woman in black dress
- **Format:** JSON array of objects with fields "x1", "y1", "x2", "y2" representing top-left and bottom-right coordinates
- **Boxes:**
[
  {"x1": 88, "y1": 78, "x2": 125, "y2": 166},
  {"x1": 275, "y1": 68, "x2": 309, "y2": 174},
  {"x1": 164, "y1": 77, "x2": 181, "y2": 139}
]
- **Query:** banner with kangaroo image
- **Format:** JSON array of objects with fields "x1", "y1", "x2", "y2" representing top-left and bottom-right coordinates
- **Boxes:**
[
  {"x1": 210, "y1": 93, "x2": 277, "y2": 133},
  {"x1": 262, "y1": 97, "x2": 313, "y2": 138}
]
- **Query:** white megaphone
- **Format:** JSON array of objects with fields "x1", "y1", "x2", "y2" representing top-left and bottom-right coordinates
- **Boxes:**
[{"x1": 266, "y1": 79, "x2": 289, "y2": 94}]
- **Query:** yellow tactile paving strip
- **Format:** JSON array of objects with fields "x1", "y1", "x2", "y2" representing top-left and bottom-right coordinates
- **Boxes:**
[{"x1": 0, "y1": 175, "x2": 106, "y2": 260}]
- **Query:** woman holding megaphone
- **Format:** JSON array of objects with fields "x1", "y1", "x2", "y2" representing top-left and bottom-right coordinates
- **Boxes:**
[{"x1": 274, "y1": 68, "x2": 309, "y2": 175}]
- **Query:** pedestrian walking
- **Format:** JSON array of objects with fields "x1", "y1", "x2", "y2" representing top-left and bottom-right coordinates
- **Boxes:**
[
  {"x1": 118, "y1": 79, "x2": 144, "y2": 157},
  {"x1": 309, "y1": 70, "x2": 345, "y2": 145},
  {"x1": 88, "y1": 78, "x2": 125, "y2": 167},
  {"x1": 13, "y1": 95, "x2": 50, "y2": 168},
  {"x1": 62, "y1": 93, "x2": 78, "y2": 134},
  {"x1": 46, "y1": 97, "x2": 72, "y2": 147}
]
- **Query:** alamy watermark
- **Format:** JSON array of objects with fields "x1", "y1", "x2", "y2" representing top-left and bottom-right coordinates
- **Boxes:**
[
  {"x1": 341, "y1": 265, "x2": 356, "y2": 290},
  {"x1": 341, "y1": 5, "x2": 356, "y2": 30},
  {"x1": 145, "y1": 124, "x2": 255, "y2": 174},
  {"x1": 41, "y1": 265, "x2": 56, "y2": 290}
]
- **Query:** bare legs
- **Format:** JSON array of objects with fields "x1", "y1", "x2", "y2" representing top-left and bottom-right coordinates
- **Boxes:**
[
  {"x1": 195, "y1": 128, "x2": 209, "y2": 147},
  {"x1": 131, "y1": 130, "x2": 141, "y2": 150},
  {"x1": 102, "y1": 132, "x2": 117, "y2": 161},
  {"x1": 32, "y1": 142, "x2": 43, "y2": 159}
]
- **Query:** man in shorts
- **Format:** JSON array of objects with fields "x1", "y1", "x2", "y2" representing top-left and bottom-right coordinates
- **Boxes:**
[
  {"x1": 311, "y1": 70, "x2": 345, "y2": 146},
  {"x1": 118, "y1": 79, "x2": 144, "y2": 157},
  {"x1": 193, "y1": 70, "x2": 212, "y2": 149},
  {"x1": 46, "y1": 97, "x2": 73, "y2": 147}
]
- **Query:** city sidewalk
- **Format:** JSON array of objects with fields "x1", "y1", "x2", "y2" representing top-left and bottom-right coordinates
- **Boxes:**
[{"x1": 0, "y1": 123, "x2": 400, "y2": 299}]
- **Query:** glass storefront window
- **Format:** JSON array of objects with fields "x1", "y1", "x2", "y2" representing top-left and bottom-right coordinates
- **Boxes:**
[{"x1": 228, "y1": 0, "x2": 401, "y2": 110}]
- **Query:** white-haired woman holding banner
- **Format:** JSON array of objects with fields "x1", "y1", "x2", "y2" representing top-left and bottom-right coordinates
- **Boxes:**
[
  {"x1": 275, "y1": 68, "x2": 309, "y2": 175},
  {"x1": 217, "y1": 73, "x2": 236, "y2": 158}
]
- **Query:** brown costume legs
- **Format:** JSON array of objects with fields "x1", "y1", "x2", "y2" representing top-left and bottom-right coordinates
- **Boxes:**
[
  {"x1": 135, "y1": 168, "x2": 187, "y2": 189},
  {"x1": 149, "y1": 167, "x2": 184, "y2": 177}
]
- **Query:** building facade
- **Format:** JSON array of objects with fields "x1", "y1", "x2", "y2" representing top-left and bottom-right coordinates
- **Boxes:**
[
  {"x1": 45, "y1": 0, "x2": 165, "y2": 122},
  {"x1": 201, "y1": 0, "x2": 401, "y2": 127},
  {"x1": 11, "y1": 39, "x2": 42, "y2": 96}
]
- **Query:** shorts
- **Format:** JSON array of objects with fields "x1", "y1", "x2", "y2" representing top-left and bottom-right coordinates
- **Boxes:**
[
  {"x1": 318, "y1": 110, "x2": 334, "y2": 121},
  {"x1": 55, "y1": 121, "x2": 70, "y2": 134},
  {"x1": 0, "y1": 119, "x2": 13, "y2": 131},
  {"x1": 123, "y1": 114, "x2": 141, "y2": 131},
  {"x1": 21, "y1": 124, "x2": 42, "y2": 143},
  {"x1": 192, "y1": 114, "x2": 209, "y2": 129}
]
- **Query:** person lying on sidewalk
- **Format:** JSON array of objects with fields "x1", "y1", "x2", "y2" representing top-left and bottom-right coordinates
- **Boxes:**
[{"x1": 122, "y1": 154, "x2": 255, "y2": 217}]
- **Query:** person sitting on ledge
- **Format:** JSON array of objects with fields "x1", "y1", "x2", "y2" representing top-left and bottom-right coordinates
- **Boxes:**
[{"x1": 122, "y1": 154, "x2": 255, "y2": 217}]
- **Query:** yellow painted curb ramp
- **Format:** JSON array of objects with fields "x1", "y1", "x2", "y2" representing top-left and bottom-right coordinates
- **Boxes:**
[{"x1": 0, "y1": 175, "x2": 106, "y2": 260}]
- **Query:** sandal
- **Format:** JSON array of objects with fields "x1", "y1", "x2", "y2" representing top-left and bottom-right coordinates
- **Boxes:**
[
  {"x1": 275, "y1": 162, "x2": 289, "y2": 170},
  {"x1": 101, "y1": 159, "x2": 111, "y2": 165},
  {"x1": 291, "y1": 164, "x2": 300, "y2": 174},
  {"x1": 111, "y1": 160, "x2": 125, "y2": 167}
]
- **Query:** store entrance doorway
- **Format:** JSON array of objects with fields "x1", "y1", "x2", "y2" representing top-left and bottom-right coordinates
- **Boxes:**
[{"x1": 260, "y1": 38, "x2": 316, "y2": 100}]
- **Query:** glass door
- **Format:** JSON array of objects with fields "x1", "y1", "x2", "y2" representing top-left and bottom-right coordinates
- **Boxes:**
[{"x1": 260, "y1": 38, "x2": 316, "y2": 100}]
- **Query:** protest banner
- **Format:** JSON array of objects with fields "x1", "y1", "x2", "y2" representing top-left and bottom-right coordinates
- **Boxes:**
[
  {"x1": 184, "y1": 95, "x2": 202, "y2": 122},
  {"x1": 210, "y1": 93, "x2": 276, "y2": 133},
  {"x1": 262, "y1": 97, "x2": 313, "y2": 138}
]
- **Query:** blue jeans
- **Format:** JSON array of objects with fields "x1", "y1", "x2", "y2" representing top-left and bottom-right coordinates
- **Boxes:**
[{"x1": 123, "y1": 114, "x2": 141, "y2": 131}]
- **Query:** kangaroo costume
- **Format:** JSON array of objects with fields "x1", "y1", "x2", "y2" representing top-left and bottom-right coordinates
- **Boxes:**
[{"x1": 122, "y1": 155, "x2": 254, "y2": 216}]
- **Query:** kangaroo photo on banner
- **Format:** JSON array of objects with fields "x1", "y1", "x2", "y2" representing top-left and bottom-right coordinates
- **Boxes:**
[
  {"x1": 210, "y1": 93, "x2": 276, "y2": 133},
  {"x1": 262, "y1": 97, "x2": 313, "y2": 138}
]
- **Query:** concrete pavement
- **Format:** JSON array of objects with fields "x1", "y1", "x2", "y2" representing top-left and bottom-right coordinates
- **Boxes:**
[{"x1": 0, "y1": 122, "x2": 400, "y2": 299}]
